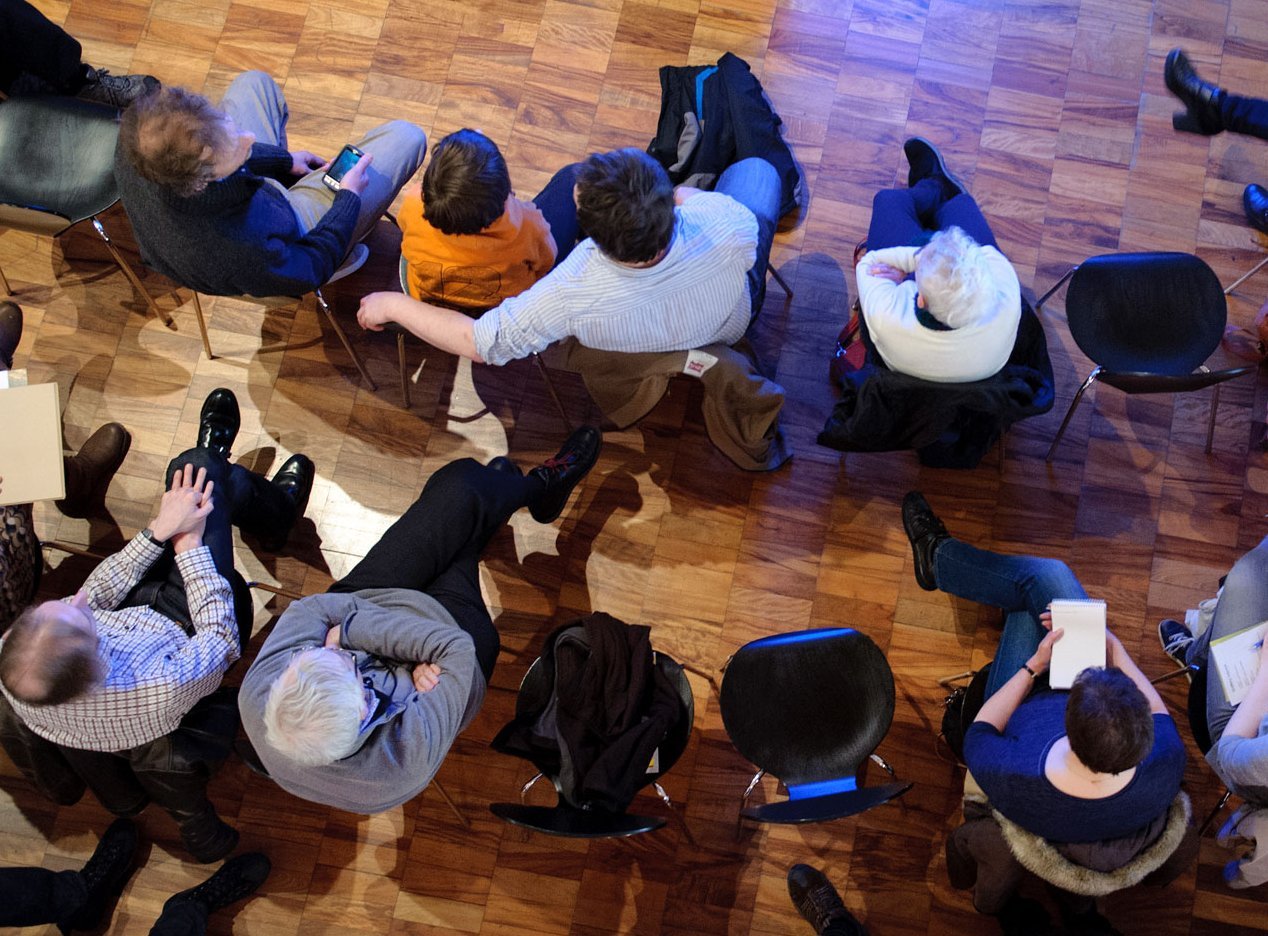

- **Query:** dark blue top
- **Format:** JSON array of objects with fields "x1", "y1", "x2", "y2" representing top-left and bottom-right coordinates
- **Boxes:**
[
  {"x1": 963, "y1": 690, "x2": 1185, "y2": 843},
  {"x1": 115, "y1": 142, "x2": 360, "y2": 298}
]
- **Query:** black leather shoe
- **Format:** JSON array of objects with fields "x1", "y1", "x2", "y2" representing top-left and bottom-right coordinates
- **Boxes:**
[
  {"x1": 1165, "y1": 48, "x2": 1225, "y2": 135},
  {"x1": 0, "y1": 300, "x2": 22, "y2": 371},
  {"x1": 163, "y1": 852, "x2": 270, "y2": 916},
  {"x1": 527, "y1": 426, "x2": 602, "y2": 523},
  {"x1": 197, "y1": 388, "x2": 240, "y2": 459},
  {"x1": 902, "y1": 491, "x2": 950, "y2": 592},
  {"x1": 787, "y1": 864, "x2": 863, "y2": 935},
  {"x1": 177, "y1": 805, "x2": 239, "y2": 864},
  {"x1": 1245, "y1": 183, "x2": 1268, "y2": 235},
  {"x1": 58, "y1": 818, "x2": 139, "y2": 935},
  {"x1": 903, "y1": 136, "x2": 966, "y2": 200},
  {"x1": 261, "y1": 454, "x2": 315, "y2": 551}
]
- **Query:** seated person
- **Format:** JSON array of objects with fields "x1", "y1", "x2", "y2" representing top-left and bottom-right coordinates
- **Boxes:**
[
  {"x1": 0, "y1": 0, "x2": 157, "y2": 106},
  {"x1": 399, "y1": 128, "x2": 580, "y2": 310},
  {"x1": 856, "y1": 138, "x2": 1021, "y2": 383},
  {"x1": 0, "y1": 388, "x2": 314, "y2": 861},
  {"x1": 1160, "y1": 539, "x2": 1268, "y2": 809},
  {"x1": 902, "y1": 491, "x2": 1185, "y2": 844},
  {"x1": 238, "y1": 428, "x2": 601, "y2": 813},
  {"x1": 357, "y1": 147, "x2": 783, "y2": 365},
  {"x1": 114, "y1": 71, "x2": 427, "y2": 297}
]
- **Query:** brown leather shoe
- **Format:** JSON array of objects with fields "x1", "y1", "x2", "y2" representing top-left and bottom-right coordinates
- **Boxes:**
[
  {"x1": 58, "y1": 423, "x2": 131, "y2": 518},
  {"x1": 0, "y1": 301, "x2": 22, "y2": 371}
]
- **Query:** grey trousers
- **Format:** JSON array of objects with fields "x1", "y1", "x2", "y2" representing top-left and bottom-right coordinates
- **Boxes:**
[{"x1": 219, "y1": 70, "x2": 427, "y2": 247}]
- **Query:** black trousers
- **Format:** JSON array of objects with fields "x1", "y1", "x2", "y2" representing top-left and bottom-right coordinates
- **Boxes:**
[
  {"x1": 0, "y1": 0, "x2": 85, "y2": 94},
  {"x1": 121, "y1": 447, "x2": 294, "y2": 639},
  {"x1": 329, "y1": 459, "x2": 534, "y2": 680},
  {"x1": 0, "y1": 864, "x2": 210, "y2": 934}
]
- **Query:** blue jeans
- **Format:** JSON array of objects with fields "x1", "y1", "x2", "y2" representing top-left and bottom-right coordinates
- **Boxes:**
[
  {"x1": 866, "y1": 182, "x2": 1000, "y2": 252},
  {"x1": 531, "y1": 163, "x2": 583, "y2": 268},
  {"x1": 933, "y1": 540, "x2": 1088, "y2": 698},
  {"x1": 714, "y1": 157, "x2": 782, "y2": 318},
  {"x1": 1187, "y1": 536, "x2": 1268, "y2": 744}
]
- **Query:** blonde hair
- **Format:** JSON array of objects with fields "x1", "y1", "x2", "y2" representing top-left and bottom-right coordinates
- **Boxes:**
[
  {"x1": 263, "y1": 652, "x2": 363, "y2": 766},
  {"x1": 914, "y1": 227, "x2": 993, "y2": 329}
]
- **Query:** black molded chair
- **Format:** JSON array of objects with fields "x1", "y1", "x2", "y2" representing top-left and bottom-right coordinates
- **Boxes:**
[
  {"x1": 489, "y1": 650, "x2": 694, "y2": 838},
  {"x1": 1037, "y1": 252, "x2": 1253, "y2": 460},
  {"x1": 719, "y1": 627, "x2": 911, "y2": 824},
  {"x1": 1152, "y1": 659, "x2": 1232, "y2": 835},
  {"x1": 0, "y1": 96, "x2": 168, "y2": 325}
]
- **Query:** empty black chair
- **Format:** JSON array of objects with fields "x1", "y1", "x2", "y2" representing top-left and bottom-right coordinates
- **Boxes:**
[
  {"x1": 1038, "y1": 252, "x2": 1253, "y2": 460},
  {"x1": 719, "y1": 627, "x2": 910, "y2": 824},
  {"x1": 0, "y1": 95, "x2": 167, "y2": 325},
  {"x1": 490, "y1": 648, "x2": 694, "y2": 838}
]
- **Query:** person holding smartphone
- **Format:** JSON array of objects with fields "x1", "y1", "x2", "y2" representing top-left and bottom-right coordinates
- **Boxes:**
[{"x1": 114, "y1": 71, "x2": 427, "y2": 298}]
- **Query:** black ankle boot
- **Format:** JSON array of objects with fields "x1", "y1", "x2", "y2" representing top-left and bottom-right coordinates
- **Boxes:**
[
  {"x1": 162, "y1": 852, "x2": 270, "y2": 917},
  {"x1": 1245, "y1": 183, "x2": 1268, "y2": 235},
  {"x1": 58, "y1": 818, "x2": 138, "y2": 935},
  {"x1": 901, "y1": 491, "x2": 950, "y2": 592},
  {"x1": 527, "y1": 427, "x2": 602, "y2": 523},
  {"x1": 1165, "y1": 48, "x2": 1226, "y2": 135},
  {"x1": 176, "y1": 804, "x2": 239, "y2": 864},
  {"x1": 258, "y1": 454, "x2": 315, "y2": 552},
  {"x1": 197, "y1": 388, "x2": 240, "y2": 459}
]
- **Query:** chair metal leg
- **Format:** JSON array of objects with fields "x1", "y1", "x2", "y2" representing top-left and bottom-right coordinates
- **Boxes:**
[
  {"x1": 1224, "y1": 254, "x2": 1268, "y2": 296},
  {"x1": 768, "y1": 265, "x2": 793, "y2": 297},
  {"x1": 92, "y1": 216, "x2": 173, "y2": 328},
  {"x1": 531, "y1": 351, "x2": 572, "y2": 431},
  {"x1": 397, "y1": 332, "x2": 411, "y2": 407},
  {"x1": 1206, "y1": 381, "x2": 1221, "y2": 454},
  {"x1": 1036, "y1": 265, "x2": 1078, "y2": 310},
  {"x1": 244, "y1": 580, "x2": 304, "y2": 602},
  {"x1": 1045, "y1": 367, "x2": 1101, "y2": 462},
  {"x1": 314, "y1": 287, "x2": 377, "y2": 390},
  {"x1": 1198, "y1": 789, "x2": 1232, "y2": 836},
  {"x1": 1149, "y1": 664, "x2": 1193, "y2": 686},
  {"x1": 737, "y1": 768, "x2": 765, "y2": 835},
  {"x1": 431, "y1": 778, "x2": 470, "y2": 828},
  {"x1": 519, "y1": 772, "x2": 545, "y2": 802},
  {"x1": 191, "y1": 291, "x2": 214, "y2": 359},
  {"x1": 0, "y1": 262, "x2": 10, "y2": 295}
]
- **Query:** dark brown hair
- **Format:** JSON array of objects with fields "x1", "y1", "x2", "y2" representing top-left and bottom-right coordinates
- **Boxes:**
[
  {"x1": 422, "y1": 129, "x2": 511, "y2": 235},
  {"x1": 575, "y1": 149, "x2": 675, "y2": 263},
  {"x1": 1065, "y1": 667, "x2": 1154, "y2": 774}
]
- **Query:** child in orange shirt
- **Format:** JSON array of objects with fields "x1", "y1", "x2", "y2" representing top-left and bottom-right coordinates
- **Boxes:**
[{"x1": 398, "y1": 129, "x2": 580, "y2": 310}]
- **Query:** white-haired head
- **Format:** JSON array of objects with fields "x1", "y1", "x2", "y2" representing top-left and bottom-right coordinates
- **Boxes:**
[
  {"x1": 263, "y1": 650, "x2": 365, "y2": 767},
  {"x1": 914, "y1": 226, "x2": 993, "y2": 329}
]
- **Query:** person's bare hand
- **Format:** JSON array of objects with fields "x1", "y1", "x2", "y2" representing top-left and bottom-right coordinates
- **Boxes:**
[
  {"x1": 338, "y1": 151, "x2": 374, "y2": 196},
  {"x1": 357, "y1": 292, "x2": 397, "y2": 332},
  {"x1": 412, "y1": 662, "x2": 441, "y2": 693},
  {"x1": 868, "y1": 262, "x2": 906, "y2": 284},
  {"x1": 324, "y1": 625, "x2": 342, "y2": 649},
  {"x1": 1027, "y1": 627, "x2": 1064, "y2": 674},
  {"x1": 152, "y1": 464, "x2": 214, "y2": 549},
  {"x1": 290, "y1": 150, "x2": 327, "y2": 176}
]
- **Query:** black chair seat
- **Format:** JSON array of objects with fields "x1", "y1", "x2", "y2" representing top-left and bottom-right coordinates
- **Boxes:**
[
  {"x1": 0, "y1": 96, "x2": 122, "y2": 225},
  {"x1": 489, "y1": 803, "x2": 666, "y2": 838},
  {"x1": 1096, "y1": 366, "x2": 1255, "y2": 395},
  {"x1": 720, "y1": 627, "x2": 894, "y2": 786},
  {"x1": 1066, "y1": 252, "x2": 1225, "y2": 374}
]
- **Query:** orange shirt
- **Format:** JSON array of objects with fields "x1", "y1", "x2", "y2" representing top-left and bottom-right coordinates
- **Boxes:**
[{"x1": 399, "y1": 191, "x2": 557, "y2": 310}]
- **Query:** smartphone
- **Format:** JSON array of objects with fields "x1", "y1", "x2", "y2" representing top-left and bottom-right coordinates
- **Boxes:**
[{"x1": 322, "y1": 144, "x2": 365, "y2": 191}]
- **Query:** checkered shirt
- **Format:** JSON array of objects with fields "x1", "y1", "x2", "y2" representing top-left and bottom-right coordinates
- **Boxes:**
[{"x1": 0, "y1": 533, "x2": 239, "y2": 752}]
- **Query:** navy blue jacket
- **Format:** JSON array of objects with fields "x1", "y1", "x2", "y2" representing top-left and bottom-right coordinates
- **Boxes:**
[{"x1": 115, "y1": 141, "x2": 359, "y2": 297}]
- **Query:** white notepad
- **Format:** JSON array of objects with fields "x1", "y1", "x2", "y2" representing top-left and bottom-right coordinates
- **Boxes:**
[
  {"x1": 0, "y1": 381, "x2": 65, "y2": 506},
  {"x1": 1211, "y1": 620, "x2": 1268, "y2": 706},
  {"x1": 1048, "y1": 599, "x2": 1107, "y2": 689}
]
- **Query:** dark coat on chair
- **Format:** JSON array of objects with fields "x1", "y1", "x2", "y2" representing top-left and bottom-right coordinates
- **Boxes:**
[
  {"x1": 817, "y1": 303, "x2": 1054, "y2": 469},
  {"x1": 648, "y1": 52, "x2": 802, "y2": 216}
]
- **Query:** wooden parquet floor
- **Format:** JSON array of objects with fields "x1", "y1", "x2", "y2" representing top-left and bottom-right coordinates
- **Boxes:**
[{"x1": 4, "y1": 0, "x2": 1268, "y2": 933}]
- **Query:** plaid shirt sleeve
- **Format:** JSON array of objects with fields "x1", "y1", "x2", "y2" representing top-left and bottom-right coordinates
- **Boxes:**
[
  {"x1": 81, "y1": 532, "x2": 164, "y2": 611},
  {"x1": 170, "y1": 545, "x2": 240, "y2": 669}
]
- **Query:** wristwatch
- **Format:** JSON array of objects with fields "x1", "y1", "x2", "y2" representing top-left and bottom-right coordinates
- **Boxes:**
[{"x1": 141, "y1": 527, "x2": 168, "y2": 547}]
